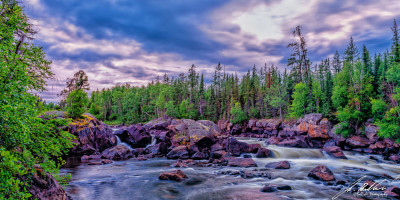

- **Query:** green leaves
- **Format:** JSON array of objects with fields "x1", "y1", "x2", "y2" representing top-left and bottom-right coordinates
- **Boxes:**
[{"x1": 65, "y1": 89, "x2": 89, "y2": 119}]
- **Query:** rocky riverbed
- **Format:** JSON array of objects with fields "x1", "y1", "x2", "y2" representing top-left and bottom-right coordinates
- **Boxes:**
[
  {"x1": 55, "y1": 113, "x2": 400, "y2": 199},
  {"x1": 61, "y1": 137, "x2": 400, "y2": 200}
]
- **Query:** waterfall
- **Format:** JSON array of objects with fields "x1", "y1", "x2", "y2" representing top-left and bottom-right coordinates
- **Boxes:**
[
  {"x1": 146, "y1": 136, "x2": 156, "y2": 148},
  {"x1": 114, "y1": 135, "x2": 133, "y2": 150}
]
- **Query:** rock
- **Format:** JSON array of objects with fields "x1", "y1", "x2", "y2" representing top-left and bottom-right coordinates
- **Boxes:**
[
  {"x1": 385, "y1": 187, "x2": 400, "y2": 198},
  {"x1": 300, "y1": 113, "x2": 323, "y2": 125},
  {"x1": 68, "y1": 114, "x2": 117, "y2": 155},
  {"x1": 166, "y1": 145, "x2": 190, "y2": 159},
  {"x1": 265, "y1": 161, "x2": 290, "y2": 169},
  {"x1": 276, "y1": 185, "x2": 292, "y2": 190},
  {"x1": 365, "y1": 124, "x2": 378, "y2": 142},
  {"x1": 226, "y1": 137, "x2": 258, "y2": 156},
  {"x1": 265, "y1": 136, "x2": 282, "y2": 145},
  {"x1": 248, "y1": 119, "x2": 258, "y2": 129},
  {"x1": 153, "y1": 130, "x2": 172, "y2": 144},
  {"x1": 146, "y1": 142, "x2": 168, "y2": 156},
  {"x1": 191, "y1": 151, "x2": 208, "y2": 160},
  {"x1": 144, "y1": 117, "x2": 172, "y2": 130},
  {"x1": 307, "y1": 124, "x2": 330, "y2": 139},
  {"x1": 278, "y1": 136, "x2": 308, "y2": 148},
  {"x1": 227, "y1": 158, "x2": 257, "y2": 167},
  {"x1": 255, "y1": 119, "x2": 281, "y2": 131},
  {"x1": 170, "y1": 160, "x2": 188, "y2": 168},
  {"x1": 308, "y1": 165, "x2": 335, "y2": 181},
  {"x1": 26, "y1": 166, "x2": 71, "y2": 200},
  {"x1": 323, "y1": 146, "x2": 347, "y2": 159},
  {"x1": 260, "y1": 184, "x2": 292, "y2": 193},
  {"x1": 346, "y1": 136, "x2": 371, "y2": 148},
  {"x1": 240, "y1": 171, "x2": 271, "y2": 179},
  {"x1": 210, "y1": 150, "x2": 227, "y2": 159},
  {"x1": 260, "y1": 185, "x2": 277, "y2": 193},
  {"x1": 102, "y1": 159, "x2": 113, "y2": 164},
  {"x1": 256, "y1": 148, "x2": 271, "y2": 158},
  {"x1": 278, "y1": 130, "x2": 296, "y2": 138},
  {"x1": 127, "y1": 125, "x2": 152, "y2": 148},
  {"x1": 173, "y1": 119, "x2": 216, "y2": 147},
  {"x1": 101, "y1": 145, "x2": 133, "y2": 161},
  {"x1": 137, "y1": 155, "x2": 147, "y2": 161},
  {"x1": 389, "y1": 154, "x2": 400, "y2": 162},
  {"x1": 217, "y1": 119, "x2": 230, "y2": 131},
  {"x1": 159, "y1": 169, "x2": 188, "y2": 182},
  {"x1": 211, "y1": 143, "x2": 224, "y2": 152},
  {"x1": 197, "y1": 120, "x2": 222, "y2": 137}
]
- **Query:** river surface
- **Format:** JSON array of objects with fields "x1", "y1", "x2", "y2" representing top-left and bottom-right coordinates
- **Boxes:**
[{"x1": 60, "y1": 137, "x2": 400, "y2": 200}]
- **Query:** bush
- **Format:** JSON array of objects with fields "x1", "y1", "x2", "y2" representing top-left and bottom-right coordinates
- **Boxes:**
[
  {"x1": 230, "y1": 102, "x2": 248, "y2": 124},
  {"x1": 65, "y1": 89, "x2": 89, "y2": 119}
]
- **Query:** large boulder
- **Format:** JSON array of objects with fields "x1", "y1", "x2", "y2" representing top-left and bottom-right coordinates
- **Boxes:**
[
  {"x1": 26, "y1": 165, "x2": 71, "y2": 200},
  {"x1": 68, "y1": 114, "x2": 117, "y2": 155},
  {"x1": 101, "y1": 145, "x2": 133, "y2": 160},
  {"x1": 166, "y1": 145, "x2": 190, "y2": 159},
  {"x1": 308, "y1": 165, "x2": 335, "y2": 181},
  {"x1": 255, "y1": 119, "x2": 281, "y2": 131},
  {"x1": 197, "y1": 120, "x2": 222, "y2": 137},
  {"x1": 256, "y1": 148, "x2": 271, "y2": 158},
  {"x1": 159, "y1": 169, "x2": 188, "y2": 182},
  {"x1": 346, "y1": 136, "x2": 371, "y2": 148},
  {"x1": 127, "y1": 125, "x2": 152, "y2": 148},
  {"x1": 277, "y1": 136, "x2": 308, "y2": 148},
  {"x1": 227, "y1": 158, "x2": 257, "y2": 167},
  {"x1": 144, "y1": 117, "x2": 172, "y2": 130},
  {"x1": 226, "y1": 138, "x2": 258, "y2": 156},
  {"x1": 173, "y1": 119, "x2": 216, "y2": 147}
]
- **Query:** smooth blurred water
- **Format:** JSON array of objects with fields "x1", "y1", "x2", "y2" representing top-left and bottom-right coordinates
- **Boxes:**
[{"x1": 60, "y1": 137, "x2": 400, "y2": 200}]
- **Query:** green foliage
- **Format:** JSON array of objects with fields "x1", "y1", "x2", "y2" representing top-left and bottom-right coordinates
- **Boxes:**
[
  {"x1": 290, "y1": 82, "x2": 307, "y2": 118},
  {"x1": 376, "y1": 107, "x2": 400, "y2": 141},
  {"x1": 0, "y1": 2, "x2": 74, "y2": 198},
  {"x1": 371, "y1": 98, "x2": 387, "y2": 120},
  {"x1": 230, "y1": 102, "x2": 248, "y2": 124},
  {"x1": 65, "y1": 89, "x2": 89, "y2": 119}
]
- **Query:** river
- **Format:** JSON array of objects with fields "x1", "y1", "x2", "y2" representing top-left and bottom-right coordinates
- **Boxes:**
[{"x1": 60, "y1": 137, "x2": 400, "y2": 200}]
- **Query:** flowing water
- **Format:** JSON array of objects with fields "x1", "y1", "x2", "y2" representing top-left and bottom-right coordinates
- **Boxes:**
[{"x1": 60, "y1": 137, "x2": 400, "y2": 200}]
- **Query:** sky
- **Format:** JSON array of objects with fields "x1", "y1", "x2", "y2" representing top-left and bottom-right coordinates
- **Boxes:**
[{"x1": 23, "y1": 0, "x2": 400, "y2": 103}]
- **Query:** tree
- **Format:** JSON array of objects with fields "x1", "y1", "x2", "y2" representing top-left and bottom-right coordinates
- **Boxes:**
[
  {"x1": 0, "y1": 1, "x2": 74, "y2": 199},
  {"x1": 290, "y1": 82, "x2": 307, "y2": 118},
  {"x1": 59, "y1": 70, "x2": 90, "y2": 99},
  {"x1": 65, "y1": 89, "x2": 89, "y2": 119}
]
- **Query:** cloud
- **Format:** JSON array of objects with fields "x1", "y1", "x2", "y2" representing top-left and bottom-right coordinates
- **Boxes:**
[{"x1": 24, "y1": 0, "x2": 400, "y2": 102}]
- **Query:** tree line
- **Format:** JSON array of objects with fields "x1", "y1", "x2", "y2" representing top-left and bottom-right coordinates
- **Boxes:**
[{"x1": 61, "y1": 21, "x2": 400, "y2": 142}]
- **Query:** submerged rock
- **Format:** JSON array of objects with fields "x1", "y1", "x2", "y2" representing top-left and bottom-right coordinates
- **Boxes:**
[
  {"x1": 308, "y1": 165, "x2": 335, "y2": 181},
  {"x1": 227, "y1": 158, "x2": 257, "y2": 167},
  {"x1": 323, "y1": 146, "x2": 347, "y2": 159},
  {"x1": 159, "y1": 169, "x2": 188, "y2": 181}
]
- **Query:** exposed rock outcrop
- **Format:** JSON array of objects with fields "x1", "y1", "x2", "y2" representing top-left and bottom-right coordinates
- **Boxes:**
[{"x1": 68, "y1": 114, "x2": 117, "y2": 155}]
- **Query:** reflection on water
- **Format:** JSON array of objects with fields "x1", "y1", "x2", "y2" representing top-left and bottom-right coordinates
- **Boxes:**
[{"x1": 60, "y1": 137, "x2": 400, "y2": 200}]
